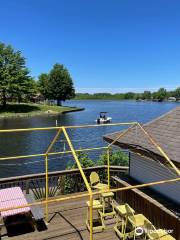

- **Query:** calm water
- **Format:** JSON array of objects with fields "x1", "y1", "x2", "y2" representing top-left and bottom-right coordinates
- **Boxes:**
[{"x1": 0, "y1": 100, "x2": 179, "y2": 178}]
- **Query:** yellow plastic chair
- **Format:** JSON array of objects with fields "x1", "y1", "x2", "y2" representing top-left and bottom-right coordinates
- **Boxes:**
[
  {"x1": 114, "y1": 203, "x2": 135, "y2": 240},
  {"x1": 125, "y1": 203, "x2": 149, "y2": 240},
  {"x1": 90, "y1": 172, "x2": 108, "y2": 190},
  {"x1": 86, "y1": 200, "x2": 105, "y2": 232},
  {"x1": 144, "y1": 220, "x2": 175, "y2": 240},
  {"x1": 100, "y1": 192, "x2": 116, "y2": 218}
]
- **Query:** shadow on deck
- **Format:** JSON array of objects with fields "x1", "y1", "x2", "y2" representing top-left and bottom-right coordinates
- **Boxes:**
[{"x1": 9, "y1": 195, "x2": 118, "y2": 240}]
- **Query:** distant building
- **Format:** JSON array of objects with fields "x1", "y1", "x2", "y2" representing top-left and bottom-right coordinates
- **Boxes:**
[
  {"x1": 168, "y1": 97, "x2": 176, "y2": 102},
  {"x1": 104, "y1": 107, "x2": 180, "y2": 204}
]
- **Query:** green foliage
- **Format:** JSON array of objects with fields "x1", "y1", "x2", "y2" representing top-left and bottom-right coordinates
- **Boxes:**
[
  {"x1": 155, "y1": 88, "x2": 167, "y2": 101},
  {"x1": 142, "y1": 91, "x2": 151, "y2": 100},
  {"x1": 124, "y1": 92, "x2": 136, "y2": 100},
  {"x1": 97, "y1": 150, "x2": 129, "y2": 166},
  {"x1": 0, "y1": 42, "x2": 75, "y2": 107},
  {"x1": 64, "y1": 150, "x2": 129, "y2": 194},
  {"x1": 64, "y1": 152, "x2": 95, "y2": 194},
  {"x1": 0, "y1": 42, "x2": 33, "y2": 107},
  {"x1": 66, "y1": 152, "x2": 95, "y2": 169},
  {"x1": 48, "y1": 64, "x2": 75, "y2": 105},
  {"x1": 174, "y1": 87, "x2": 180, "y2": 99},
  {"x1": 74, "y1": 92, "x2": 133, "y2": 100},
  {"x1": 74, "y1": 87, "x2": 180, "y2": 101},
  {"x1": 37, "y1": 73, "x2": 49, "y2": 99}
]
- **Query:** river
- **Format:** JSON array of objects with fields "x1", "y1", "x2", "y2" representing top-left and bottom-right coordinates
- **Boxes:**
[{"x1": 0, "y1": 100, "x2": 179, "y2": 178}]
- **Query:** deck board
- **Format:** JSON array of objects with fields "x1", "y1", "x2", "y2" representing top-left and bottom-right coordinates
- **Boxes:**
[{"x1": 9, "y1": 195, "x2": 118, "y2": 240}]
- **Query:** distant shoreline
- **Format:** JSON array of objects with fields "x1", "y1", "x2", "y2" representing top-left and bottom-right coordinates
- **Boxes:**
[
  {"x1": 0, "y1": 103, "x2": 84, "y2": 119},
  {"x1": 72, "y1": 98, "x2": 180, "y2": 103}
]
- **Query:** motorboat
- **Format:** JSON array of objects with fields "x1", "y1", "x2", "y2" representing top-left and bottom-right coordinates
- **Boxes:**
[{"x1": 95, "y1": 112, "x2": 112, "y2": 124}]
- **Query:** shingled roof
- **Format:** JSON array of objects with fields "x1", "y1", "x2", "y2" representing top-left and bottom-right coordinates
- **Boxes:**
[{"x1": 104, "y1": 107, "x2": 180, "y2": 165}]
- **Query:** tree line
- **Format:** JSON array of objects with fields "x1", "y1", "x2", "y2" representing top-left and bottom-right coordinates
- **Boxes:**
[
  {"x1": 0, "y1": 42, "x2": 75, "y2": 108},
  {"x1": 75, "y1": 87, "x2": 180, "y2": 101},
  {"x1": 1, "y1": 42, "x2": 180, "y2": 108}
]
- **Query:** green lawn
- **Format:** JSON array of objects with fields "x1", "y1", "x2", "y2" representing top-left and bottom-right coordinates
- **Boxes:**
[{"x1": 0, "y1": 103, "x2": 83, "y2": 118}]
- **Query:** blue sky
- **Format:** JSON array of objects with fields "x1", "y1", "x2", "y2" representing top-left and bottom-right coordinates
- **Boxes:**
[{"x1": 1, "y1": 0, "x2": 180, "y2": 93}]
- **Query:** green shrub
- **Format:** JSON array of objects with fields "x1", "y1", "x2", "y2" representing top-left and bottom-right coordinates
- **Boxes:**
[
  {"x1": 64, "y1": 152, "x2": 95, "y2": 194},
  {"x1": 63, "y1": 150, "x2": 129, "y2": 194},
  {"x1": 97, "y1": 149, "x2": 129, "y2": 166}
]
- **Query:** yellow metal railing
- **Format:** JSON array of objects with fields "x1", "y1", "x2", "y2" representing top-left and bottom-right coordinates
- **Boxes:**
[{"x1": 0, "y1": 122, "x2": 179, "y2": 240}]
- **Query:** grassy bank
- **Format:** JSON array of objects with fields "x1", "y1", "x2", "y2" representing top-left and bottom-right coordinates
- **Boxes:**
[{"x1": 0, "y1": 103, "x2": 84, "y2": 118}]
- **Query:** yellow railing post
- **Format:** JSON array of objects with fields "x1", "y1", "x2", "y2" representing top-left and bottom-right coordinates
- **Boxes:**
[
  {"x1": 45, "y1": 154, "x2": 49, "y2": 222},
  {"x1": 44, "y1": 128, "x2": 63, "y2": 222},
  {"x1": 89, "y1": 193, "x2": 93, "y2": 240},
  {"x1": 62, "y1": 127, "x2": 93, "y2": 240},
  {"x1": 107, "y1": 148, "x2": 110, "y2": 190}
]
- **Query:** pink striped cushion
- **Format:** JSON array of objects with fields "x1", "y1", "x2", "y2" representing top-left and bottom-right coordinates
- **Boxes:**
[{"x1": 0, "y1": 187, "x2": 30, "y2": 217}]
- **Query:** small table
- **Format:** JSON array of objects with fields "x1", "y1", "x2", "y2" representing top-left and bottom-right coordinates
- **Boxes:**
[{"x1": 0, "y1": 187, "x2": 30, "y2": 218}]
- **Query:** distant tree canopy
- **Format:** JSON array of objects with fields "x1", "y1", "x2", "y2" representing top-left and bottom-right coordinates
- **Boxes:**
[
  {"x1": 38, "y1": 64, "x2": 75, "y2": 105},
  {"x1": 75, "y1": 87, "x2": 180, "y2": 102},
  {"x1": 0, "y1": 42, "x2": 35, "y2": 107},
  {"x1": 152, "y1": 88, "x2": 167, "y2": 101},
  {"x1": 142, "y1": 91, "x2": 151, "y2": 100},
  {"x1": 174, "y1": 87, "x2": 180, "y2": 99}
]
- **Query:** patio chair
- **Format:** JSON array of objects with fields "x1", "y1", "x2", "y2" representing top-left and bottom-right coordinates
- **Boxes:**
[
  {"x1": 125, "y1": 203, "x2": 149, "y2": 240},
  {"x1": 89, "y1": 172, "x2": 108, "y2": 190},
  {"x1": 144, "y1": 220, "x2": 175, "y2": 240},
  {"x1": 114, "y1": 203, "x2": 135, "y2": 240},
  {"x1": 99, "y1": 192, "x2": 116, "y2": 218},
  {"x1": 86, "y1": 200, "x2": 105, "y2": 232}
]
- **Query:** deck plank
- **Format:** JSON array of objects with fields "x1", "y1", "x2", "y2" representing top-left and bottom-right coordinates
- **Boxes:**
[{"x1": 9, "y1": 195, "x2": 118, "y2": 240}]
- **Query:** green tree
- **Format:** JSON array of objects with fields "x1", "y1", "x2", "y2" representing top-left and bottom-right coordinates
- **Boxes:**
[
  {"x1": 174, "y1": 87, "x2": 180, "y2": 99},
  {"x1": 142, "y1": 91, "x2": 151, "y2": 100},
  {"x1": 12, "y1": 76, "x2": 37, "y2": 103},
  {"x1": 155, "y1": 88, "x2": 167, "y2": 101},
  {"x1": 124, "y1": 92, "x2": 135, "y2": 99},
  {"x1": 48, "y1": 64, "x2": 75, "y2": 105},
  {"x1": 37, "y1": 73, "x2": 49, "y2": 100},
  {"x1": 24, "y1": 78, "x2": 38, "y2": 102},
  {"x1": 0, "y1": 42, "x2": 31, "y2": 107}
]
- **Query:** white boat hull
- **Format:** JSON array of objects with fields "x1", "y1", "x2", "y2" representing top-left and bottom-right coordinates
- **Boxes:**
[{"x1": 95, "y1": 117, "x2": 112, "y2": 124}]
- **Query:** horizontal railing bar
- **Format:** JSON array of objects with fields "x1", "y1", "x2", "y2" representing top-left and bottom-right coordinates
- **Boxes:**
[
  {"x1": 0, "y1": 165, "x2": 128, "y2": 183},
  {"x1": 0, "y1": 177, "x2": 179, "y2": 213},
  {"x1": 0, "y1": 146, "x2": 108, "y2": 161},
  {"x1": 0, "y1": 122, "x2": 137, "y2": 133}
]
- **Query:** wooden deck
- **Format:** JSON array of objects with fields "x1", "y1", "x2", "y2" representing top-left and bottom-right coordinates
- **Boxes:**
[{"x1": 9, "y1": 195, "x2": 118, "y2": 240}]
